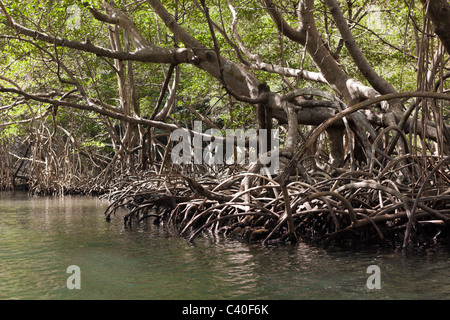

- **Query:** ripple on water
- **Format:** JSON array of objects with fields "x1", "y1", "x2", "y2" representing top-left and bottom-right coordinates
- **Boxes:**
[{"x1": 1, "y1": 192, "x2": 450, "y2": 300}]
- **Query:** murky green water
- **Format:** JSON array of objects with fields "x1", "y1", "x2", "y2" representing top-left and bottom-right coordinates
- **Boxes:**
[{"x1": 0, "y1": 192, "x2": 449, "y2": 300}]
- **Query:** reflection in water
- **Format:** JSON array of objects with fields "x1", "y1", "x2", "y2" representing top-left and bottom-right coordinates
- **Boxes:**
[{"x1": 0, "y1": 192, "x2": 449, "y2": 300}]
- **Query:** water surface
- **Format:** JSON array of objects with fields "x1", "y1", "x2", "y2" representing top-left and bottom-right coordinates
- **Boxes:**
[{"x1": 1, "y1": 192, "x2": 449, "y2": 299}]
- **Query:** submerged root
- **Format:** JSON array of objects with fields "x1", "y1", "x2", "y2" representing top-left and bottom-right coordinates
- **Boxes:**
[{"x1": 100, "y1": 155, "x2": 450, "y2": 249}]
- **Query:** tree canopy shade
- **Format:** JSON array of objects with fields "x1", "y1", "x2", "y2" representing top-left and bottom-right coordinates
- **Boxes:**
[{"x1": 0, "y1": 0, "x2": 449, "y2": 248}]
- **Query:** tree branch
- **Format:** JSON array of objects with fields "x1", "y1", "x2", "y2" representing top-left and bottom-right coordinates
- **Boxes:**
[
  {"x1": 263, "y1": 0, "x2": 307, "y2": 44},
  {"x1": 147, "y1": 0, "x2": 264, "y2": 102},
  {"x1": 5, "y1": 18, "x2": 197, "y2": 64},
  {"x1": 278, "y1": 91, "x2": 450, "y2": 185},
  {"x1": 228, "y1": 0, "x2": 327, "y2": 84},
  {"x1": 324, "y1": 0, "x2": 397, "y2": 96},
  {"x1": 421, "y1": 0, "x2": 450, "y2": 55},
  {"x1": 264, "y1": 0, "x2": 378, "y2": 104}
]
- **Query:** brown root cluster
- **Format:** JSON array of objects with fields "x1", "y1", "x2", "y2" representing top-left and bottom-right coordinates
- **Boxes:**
[{"x1": 100, "y1": 154, "x2": 450, "y2": 249}]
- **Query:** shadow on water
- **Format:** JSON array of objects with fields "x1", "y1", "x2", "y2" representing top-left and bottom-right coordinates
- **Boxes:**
[{"x1": 1, "y1": 192, "x2": 449, "y2": 300}]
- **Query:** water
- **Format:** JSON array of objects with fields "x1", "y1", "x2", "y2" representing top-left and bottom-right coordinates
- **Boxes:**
[{"x1": 1, "y1": 191, "x2": 449, "y2": 300}]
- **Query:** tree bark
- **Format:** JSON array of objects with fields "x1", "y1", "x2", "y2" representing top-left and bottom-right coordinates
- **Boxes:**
[
  {"x1": 324, "y1": 0, "x2": 397, "y2": 96},
  {"x1": 264, "y1": 0, "x2": 379, "y2": 104},
  {"x1": 421, "y1": 0, "x2": 450, "y2": 55},
  {"x1": 264, "y1": 0, "x2": 383, "y2": 166}
]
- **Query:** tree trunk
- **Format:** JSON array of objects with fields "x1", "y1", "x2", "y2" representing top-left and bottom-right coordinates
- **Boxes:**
[{"x1": 422, "y1": 0, "x2": 450, "y2": 55}]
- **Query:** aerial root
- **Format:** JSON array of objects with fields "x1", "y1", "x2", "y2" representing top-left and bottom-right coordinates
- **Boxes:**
[{"x1": 101, "y1": 155, "x2": 450, "y2": 249}]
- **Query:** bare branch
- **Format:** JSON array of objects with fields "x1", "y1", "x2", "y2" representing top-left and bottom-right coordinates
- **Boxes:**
[
  {"x1": 324, "y1": 0, "x2": 397, "y2": 96},
  {"x1": 5, "y1": 18, "x2": 197, "y2": 64},
  {"x1": 421, "y1": 0, "x2": 450, "y2": 55},
  {"x1": 263, "y1": 0, "x2": 307, "y2": 44},
  {"x1": 228, "y1": 0, "x2": 327, "y2": 84}
]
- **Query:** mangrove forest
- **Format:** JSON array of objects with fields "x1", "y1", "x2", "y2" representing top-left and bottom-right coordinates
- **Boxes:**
[{"x1": 1, "y1": 0, "x2": 450, "y2": 250}]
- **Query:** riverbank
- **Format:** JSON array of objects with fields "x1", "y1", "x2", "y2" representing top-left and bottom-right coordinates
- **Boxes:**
[
  {"x1": 97, "y1": 158, "x2": 450, "y2": 250},
  {"x1": 2, "y1": 154, "x2": 450, "y2": 250}
]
